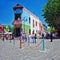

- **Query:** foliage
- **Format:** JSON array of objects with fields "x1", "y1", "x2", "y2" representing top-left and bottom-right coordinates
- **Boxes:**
[
  {"x1": 48, "y1": 27, "x2": 55, "y2": 32},
  {"x1": 8, "y1": 25, "x2": 14, "y2": 32},
  {"x1": 42, "y1": 0, "x2": 60, "y2": 36},
  {"x1": 4, "y1": 25, "x2": 14, "y2": 32}
]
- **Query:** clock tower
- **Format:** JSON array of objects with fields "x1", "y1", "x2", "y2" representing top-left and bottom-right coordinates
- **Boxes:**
[{"x1": 13, "y1": 4, "x2": 23, "y2": 37}]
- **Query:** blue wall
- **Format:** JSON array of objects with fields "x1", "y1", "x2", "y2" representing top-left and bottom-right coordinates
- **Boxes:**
[{"x1": 21, "y1": 9, "x2": 30, "y2": 26}]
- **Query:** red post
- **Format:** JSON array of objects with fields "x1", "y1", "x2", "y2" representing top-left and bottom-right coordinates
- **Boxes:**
[{"x1": 20, "y1": 37, "x2": 22, "y2": 49}]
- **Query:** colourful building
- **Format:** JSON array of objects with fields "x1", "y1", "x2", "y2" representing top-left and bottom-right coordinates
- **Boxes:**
[{"x1": 13, "y1": 4, "x2": 46, "y2": 37}]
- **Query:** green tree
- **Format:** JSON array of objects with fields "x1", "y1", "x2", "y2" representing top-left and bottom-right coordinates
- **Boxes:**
[
  {"x1": 4, "y1": 25, "x2": 9, "y2": 32},
  {"x1": 42, "y1": 0, "x2": 60, "y2": 36},
  {"x1": 48, "y1": 27, "x2": 55, "y2": 32},
  {"x1": 8, "y1": 25, "x2": 14, "y2": 32}
]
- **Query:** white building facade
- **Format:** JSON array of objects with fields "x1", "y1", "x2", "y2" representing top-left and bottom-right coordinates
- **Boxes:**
[{"x1": 23, "y1": 7, "x2": 45, "y2": 36}]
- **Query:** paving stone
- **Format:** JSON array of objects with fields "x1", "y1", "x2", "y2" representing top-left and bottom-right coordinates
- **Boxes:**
[{"x1": 0, "y1": 39, "x2": 60, "y2": 60}]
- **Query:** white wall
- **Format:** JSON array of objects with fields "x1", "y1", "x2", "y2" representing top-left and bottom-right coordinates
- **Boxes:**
[
  {"x1": 30, "y1": 15, "x2": 40, "y2": 35},
  {"x1": 23, "y1": 7, "x2": 46, "y2": 36},
  {"x1": 30, "y1": 14, "x2": 46, "y2": 36}
]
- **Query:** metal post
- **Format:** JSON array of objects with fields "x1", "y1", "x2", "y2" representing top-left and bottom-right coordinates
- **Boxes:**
[
  {"x1": 42, "y1": 34, "x2": 45, "y2": 51},
  {"x1": 13, "y1": 37, "x2": 15, "y2": 44},
  {"x1": 20, "y1": 37, "x2": 22, "y2": 49},
  {"x1": 42, "y1": 38, "x2": 45, "y2": 50}
]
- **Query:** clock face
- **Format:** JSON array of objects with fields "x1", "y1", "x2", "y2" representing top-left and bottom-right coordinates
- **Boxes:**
[{"x1": 15, "y1": 9, "x2": 22, "y2": 14}]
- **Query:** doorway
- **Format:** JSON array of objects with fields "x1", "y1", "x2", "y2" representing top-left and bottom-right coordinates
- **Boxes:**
[{"x1": 14, "y1": 27, "x2": 21, "y2": 37}]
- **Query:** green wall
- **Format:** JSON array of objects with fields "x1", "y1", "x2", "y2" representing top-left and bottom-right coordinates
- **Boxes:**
[{"x1": 22, "y1": 24, "x2": 30, "y2": 34}]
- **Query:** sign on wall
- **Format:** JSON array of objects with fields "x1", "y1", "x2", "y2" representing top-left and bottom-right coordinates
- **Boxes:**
[
  {"x1": 13, "y1": 20, "x2": 22, "y2": 27},
  {"x1": 14, "y1": 20, "x2": 22, "y2": 24}
]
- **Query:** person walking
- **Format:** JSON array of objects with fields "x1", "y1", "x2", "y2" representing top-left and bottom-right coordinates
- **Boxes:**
[
  {"x1": 50, "y1": 32, "x2": 53, "y2": 42},
  {"x1": 32, "y1": 33, "x2": 35, "y2": 43},
  {"x1": 28, "y1": 34, "x2": 31, "y2": 46},
  {"x1": 34, "y1": 33, "x2": 37, "y2": 44}
]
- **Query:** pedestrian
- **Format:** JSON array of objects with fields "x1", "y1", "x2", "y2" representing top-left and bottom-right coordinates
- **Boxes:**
[
  {"x1": 6, "y1": 34, "x2": 8, "y2": 40},
  {"x1": 28, "y1": 34, "x2": 31, "y2": 46},
  {"x1": 42, "y1": 33, "x2": 44, "y2": 39},
  {"x1": 50, "y1": 32, "x2": 53, "y2": 42},
  {"x1": 32, "y1": 33, "x2": 35, "y2": 43},
  {"x1": 34, "y1": 33, "x2": 37, "y2": 44}
]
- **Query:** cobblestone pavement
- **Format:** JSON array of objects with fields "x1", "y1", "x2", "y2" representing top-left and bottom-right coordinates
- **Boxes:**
[{"x1": 0, "y1": 39, "x2": 60, "y2": 60}]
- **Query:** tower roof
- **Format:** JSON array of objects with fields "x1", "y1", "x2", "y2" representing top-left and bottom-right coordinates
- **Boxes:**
[{"x1": 13, "y1": 4, "x2": 23, "y2": 10}]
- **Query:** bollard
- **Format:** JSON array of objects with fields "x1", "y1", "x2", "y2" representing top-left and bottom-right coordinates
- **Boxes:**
[
  {"x1": 42, "y1": 33, "x2": 45, "y2": 51},
  {"x1": 10, "y1": 35, "x2": 12, "y2": 43},
  {"x1": 20, "y1": 37, "x2": 22, "y2": 49},
  {"x1": 13, "y1": 37, "x2": 15, "y2": 44},
  {"x1": 42, "y1": 38, "x2": 45, "y2": 50}
]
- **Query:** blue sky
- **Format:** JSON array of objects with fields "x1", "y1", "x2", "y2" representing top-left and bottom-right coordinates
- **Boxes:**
[{"x1": 0, "y1": 0, "x2": 48, "y2": 25}]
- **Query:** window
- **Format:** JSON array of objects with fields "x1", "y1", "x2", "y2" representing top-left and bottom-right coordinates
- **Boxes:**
[
  {"x1": 33, "y1": 20, "x2": 34, "y2": 27},
  {"x1": 36, "y1": 21, "x2": 37, "y2": 26},
  {"x1": 29, "y1": 29, "x2": 31, "y2": 34},
  {"x1": 29, "y1": 17, "x2": 31, "y2": 24},
  {"x1": 32, "y1": 30, "x2": 34, "y2": 34}
]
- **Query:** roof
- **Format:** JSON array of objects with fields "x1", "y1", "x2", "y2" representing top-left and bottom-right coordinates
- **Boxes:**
[
  {"x1": 13, "y1": 4, "x2": 23, "y2": 10},
  {"x1": 23, "y1": 7, "x2": 39, "y2": 19}
]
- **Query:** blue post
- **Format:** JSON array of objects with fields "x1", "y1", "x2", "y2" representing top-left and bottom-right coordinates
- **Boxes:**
[
  {"x1": 42, "y1": 38, "x2": 45, "y2": 50},
  {"x1": 42, "y1": 33, "x2": 45, "y2": 51}
]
